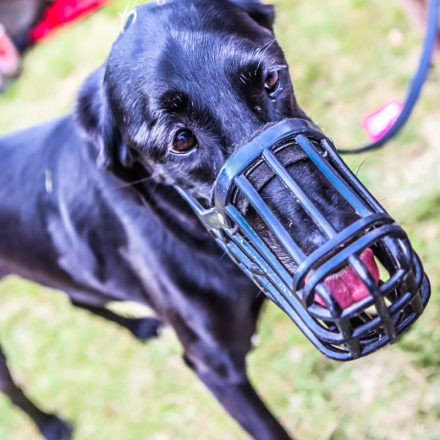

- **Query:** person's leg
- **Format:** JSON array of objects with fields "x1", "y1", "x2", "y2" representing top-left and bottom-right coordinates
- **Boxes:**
[
  {"x1": 0, "y1": 0, "x2": 110, "y2": 89},
  {"x1": 0, "y1": 0, "x2": 48, "y2": 88},
  {"x1": 0, "y1": 0, "x2": 48, "y2": 51},
  {"x1": 0, "y1": 24, "x2": 21, "y2": 90}
]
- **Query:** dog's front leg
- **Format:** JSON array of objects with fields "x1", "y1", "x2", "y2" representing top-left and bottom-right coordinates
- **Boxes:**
[
  {"x1": 169, "y1": 300, "x2": 293, "y2": 440},
  {"x1": 190, "y1": 364, "x2": 293, "y2": 440}
]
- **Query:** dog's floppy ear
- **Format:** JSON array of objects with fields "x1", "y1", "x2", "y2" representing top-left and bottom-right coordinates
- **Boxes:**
[
  {"x1": 229, "y1": 0, "x2": 275, "y2": 32},
  {"x1": 75, "y1": 67, "x2": 135, "y2": 169}
]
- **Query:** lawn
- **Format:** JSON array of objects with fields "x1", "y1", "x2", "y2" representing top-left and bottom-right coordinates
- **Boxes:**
[{"x1": 0, "y1": 0, "x2": 439, "y2": 439}]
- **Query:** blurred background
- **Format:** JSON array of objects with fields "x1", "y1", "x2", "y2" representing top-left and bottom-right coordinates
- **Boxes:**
[{"x1": 0, "y1": 0, "x2": 439, "y2": 438}]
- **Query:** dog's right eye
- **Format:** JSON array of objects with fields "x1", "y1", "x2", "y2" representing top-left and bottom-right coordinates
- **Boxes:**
[
  {"x1": 264, "y1": 70, "x2": 280, "y2": 96},
  {"x1": 171, "y1": 129, "x2": 198, "y2": 155}
]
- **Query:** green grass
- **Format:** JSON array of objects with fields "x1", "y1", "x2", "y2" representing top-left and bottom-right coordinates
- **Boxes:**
[{"x1": 1, "y1": 0, "x2": 440, "y2": 439}]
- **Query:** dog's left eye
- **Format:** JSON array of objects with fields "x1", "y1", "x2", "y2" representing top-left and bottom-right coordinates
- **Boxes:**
[
  {"x1": 264, "y1": 70, "x2": 280, "y2": 96},
  {"x1": 171, "y1": 129, "x2": 198, "y2": 154}
]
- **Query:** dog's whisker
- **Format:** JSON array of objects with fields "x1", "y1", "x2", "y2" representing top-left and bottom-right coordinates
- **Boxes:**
[
  {"x1": 355, "y1": 157, "x2": 369, "y2": 176},
  {"x1": 119, "y1": 0, "x2": 139, "y2": 32},
  {"x1": 114, "y1": 176, "x2": 152, "y2": 189},
  {"x1": 255, "y1": 39, "x2": 276, "y2": 55},
  {"x1": 256, "y1": 289, "x2": 264, "y2": 299},
  {"x1": 255, "y1": 39, "x2": 276, "y2": 74}
]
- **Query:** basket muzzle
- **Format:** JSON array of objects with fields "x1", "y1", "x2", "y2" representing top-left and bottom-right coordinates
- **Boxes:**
[{"x1": 176, "y1": 118, "x2": 430, "y2": 361}]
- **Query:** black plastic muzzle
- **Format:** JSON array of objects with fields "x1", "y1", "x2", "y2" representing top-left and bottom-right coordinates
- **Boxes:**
[{"x1": 176, "y1": 118, "x2": 430, "y2": 361}]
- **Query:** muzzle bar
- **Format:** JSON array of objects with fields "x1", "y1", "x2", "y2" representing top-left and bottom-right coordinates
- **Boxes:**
[{"x1": 176, "y1": 118, "x2": 430, "y2": 361}]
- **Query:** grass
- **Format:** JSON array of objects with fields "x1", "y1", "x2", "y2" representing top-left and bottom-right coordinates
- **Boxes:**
[{"x1": 1, "y1": 0, "x2": 440, "y2": 439}]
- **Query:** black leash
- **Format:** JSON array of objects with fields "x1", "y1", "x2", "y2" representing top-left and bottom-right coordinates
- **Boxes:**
[{"x1": 338, "y1": 0, "x2": 440, "y2": 155}]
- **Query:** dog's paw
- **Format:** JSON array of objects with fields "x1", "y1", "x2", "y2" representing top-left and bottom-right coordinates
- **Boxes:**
[
  {"x1": 131, "y1": 317, "x2": 163, "y2": 342},
  {"x1": 40, "y1": 415, "x2": 73, "y2": 440}
]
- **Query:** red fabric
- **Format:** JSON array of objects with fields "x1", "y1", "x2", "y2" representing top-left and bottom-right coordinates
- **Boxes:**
[{"x1": 30, "y1": 0, "x2": 110, "y2": 42}]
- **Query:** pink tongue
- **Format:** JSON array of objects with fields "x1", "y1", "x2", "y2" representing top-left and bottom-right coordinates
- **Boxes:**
[{"x1": 314, "y1": 248, "x2": 380, "y2": 309}]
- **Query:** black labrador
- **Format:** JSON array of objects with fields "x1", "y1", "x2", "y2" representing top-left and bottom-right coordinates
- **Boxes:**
[{"x1": 0, "y1": 1, "x2": 357, "y2": 438}]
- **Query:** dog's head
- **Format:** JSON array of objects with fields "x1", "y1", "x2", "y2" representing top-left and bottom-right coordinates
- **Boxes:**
[
  {"x1": 77, "y1": 0, "x2": 300, "y2": 176},
  {"x1": 76, "y1": 0, "x2": 375, "y2": 308}
]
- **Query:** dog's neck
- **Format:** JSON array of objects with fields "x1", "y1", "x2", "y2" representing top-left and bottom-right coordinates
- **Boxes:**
[{"x1": 111, "y1": 160, "x2": 215, "y2": 247}]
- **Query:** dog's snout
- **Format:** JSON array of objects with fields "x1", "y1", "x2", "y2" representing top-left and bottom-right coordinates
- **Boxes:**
[
  {"x1": 240, "y1": 155, "x2": 358, "y2": 270},
  {"x1": 307, "y1": 230, "x2": 327, "y2": 249},
  {"x1": 219, "y1": 107, "x2": 266, "y2": 154}
]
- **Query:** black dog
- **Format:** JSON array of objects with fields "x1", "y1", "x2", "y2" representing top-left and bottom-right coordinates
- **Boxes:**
[{"x1": 0, "y1": 1, "x2": 357, "y2": 438}]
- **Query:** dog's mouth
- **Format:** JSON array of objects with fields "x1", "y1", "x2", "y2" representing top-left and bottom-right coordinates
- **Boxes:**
[{"x1": 311, "y1": 248, "x2": 380, "y2": 309}]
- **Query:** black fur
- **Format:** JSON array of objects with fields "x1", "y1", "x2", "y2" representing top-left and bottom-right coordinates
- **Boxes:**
[{"x1": 0, "y1": 1, "x2": 354, "y2": 438}]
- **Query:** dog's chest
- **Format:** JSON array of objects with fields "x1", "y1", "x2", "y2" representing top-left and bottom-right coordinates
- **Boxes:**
[{"x1": 47, "y1": 175, "x2": 253, "y2": 311}]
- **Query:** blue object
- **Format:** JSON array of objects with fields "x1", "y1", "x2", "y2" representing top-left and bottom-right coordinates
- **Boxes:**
[{"x1": 176, "y1": 118, "x2": 431, "y2": 361}]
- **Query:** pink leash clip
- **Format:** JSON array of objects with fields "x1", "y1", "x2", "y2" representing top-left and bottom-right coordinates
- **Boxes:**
[{"x1": 362, "y1": 100, "x2": 403, "y2": 142}]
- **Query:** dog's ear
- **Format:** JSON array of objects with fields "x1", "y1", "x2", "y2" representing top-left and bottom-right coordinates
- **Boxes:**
[
  {"x1": 75, "y1": 67, "x2": 135, "y2": 169},
  {"x1": 229, "y1": 0, "x2": 275, "y2": 32}
]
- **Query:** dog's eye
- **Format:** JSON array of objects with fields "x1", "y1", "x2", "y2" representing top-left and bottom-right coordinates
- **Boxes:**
[
  {"x1": 264, "y1": 70, "x2": 280, "y2": 96},
  {"x1": 171, "y1": 129, "x2": 198, "y2": 154}
]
